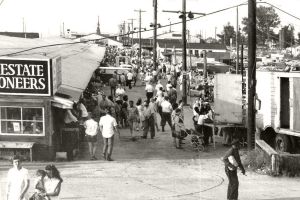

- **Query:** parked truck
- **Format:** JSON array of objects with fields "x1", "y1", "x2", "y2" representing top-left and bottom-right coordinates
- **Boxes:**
[
  {"x1": 214, "y1": 71, "x2": 300, "y2": 153},
  {"x1": 256, "y1": 71, "x2": 300, "y2": 153}
]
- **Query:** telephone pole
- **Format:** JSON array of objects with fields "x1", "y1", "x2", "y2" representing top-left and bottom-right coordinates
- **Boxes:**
[
  {"x1": 134, "y1": 9, "x2": 146, "y2": 70},
  {"x1": 163, "y1": 1, "x2": 205, "y2": 105},
  {"x1": 128, "y1": 18, "x2": 136, "y2": 46},
  {"x1": 248, "y1": 0, "x2": 256, "y2": 150},
  {"x1": 181, "y1": 0, "x2": 188, "y2": 104},
  {"x1": 153, "y1": 0, "x2": 158, "y2": 70},
  {"x1": 236, "y1": 6, "x2": 239, "y2": 74}
]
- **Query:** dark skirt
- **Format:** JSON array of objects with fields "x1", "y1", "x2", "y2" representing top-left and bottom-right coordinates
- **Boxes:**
[{"x1": 86, "y1": 135, "x2": 97, "y2": 142}]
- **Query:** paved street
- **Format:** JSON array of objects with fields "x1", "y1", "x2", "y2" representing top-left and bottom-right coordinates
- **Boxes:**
[{"x1": 0, "y1": 84, "x2": 300, "y2": 200}]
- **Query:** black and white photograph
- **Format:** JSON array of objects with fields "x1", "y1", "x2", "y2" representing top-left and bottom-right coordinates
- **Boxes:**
[{"x1": 0, "y1": 0, "x2": 300, "y2": 199}]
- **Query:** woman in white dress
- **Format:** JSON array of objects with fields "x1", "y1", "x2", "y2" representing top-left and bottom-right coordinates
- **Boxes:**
[{"x1": 43, "y1": 165, "x2": 63, "y2": 200}]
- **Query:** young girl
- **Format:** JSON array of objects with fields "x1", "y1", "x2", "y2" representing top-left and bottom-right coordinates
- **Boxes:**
[
  {"x1": 173, "y1": 108, "x2": 185, "y2": 149},
  {"x1": 128, "y1": 100, "x2": 139, "y2": 141},
  {"x1": 136, "y1": 98, "x2": 143, "y2": 131},
  {"x1": 30, "y1": 169, "x2": 48, "y2": 200},
  {"x1": 44, "y1": 164, "x2": 63, "y2": 200}
]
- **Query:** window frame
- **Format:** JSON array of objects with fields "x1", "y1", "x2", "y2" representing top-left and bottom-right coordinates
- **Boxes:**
[{"x1": 0, "y1": 106, "x2": 45, "y2": 136}]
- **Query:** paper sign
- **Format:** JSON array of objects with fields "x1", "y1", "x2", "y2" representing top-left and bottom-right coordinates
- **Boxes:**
[{"x1": 13, "y1": 122, "x2": 20, "y2": 132}]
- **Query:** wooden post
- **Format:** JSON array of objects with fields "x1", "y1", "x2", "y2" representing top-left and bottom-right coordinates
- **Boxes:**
[
  {"x1": 182, "y1": 0, "x2": 187, "y2": 105},
  {"x1": 153, "y1": 0, "x2": 158, "y2": 70},
  {"x1": 247, "y1": 0, "x2": 256, "y2": 150}
]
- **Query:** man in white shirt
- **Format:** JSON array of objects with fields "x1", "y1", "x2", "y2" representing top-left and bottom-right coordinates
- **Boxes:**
[
  {"x1": 126, "y1": 70, "x2": 133, "y2": 89},
  {"x1": 160, "y1": 96, "x2": 173, "y2": 132},
  {"x1": 155, "y1": 80, "x2": 163, "y2": 94},
  {"x1": 145, "y1": 83, "x2": 154, "y2": 102},
  {"x1": 99, "y1": 108, "x2": 120, "y2": 161},
  {"x1": 84, "y1": 113, "x2": 99, "y2": 160},
  {"x1": 6, "y1": 155, "x2": 30, "y2": 200},
  {"x1": 115, "y1": 84, "x2": 126, "y2": 100}
]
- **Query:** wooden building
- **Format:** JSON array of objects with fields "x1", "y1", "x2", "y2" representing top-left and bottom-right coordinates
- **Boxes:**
[{"x1": 0, "y1": 36, "x2": 105, "y2": 160}]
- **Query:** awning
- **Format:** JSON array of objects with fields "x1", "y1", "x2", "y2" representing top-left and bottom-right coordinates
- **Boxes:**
[
  {"x1": 51, "y1": 96, "x2": 74, "y2": 109},
  {"x1": 0, "y1": 36, "x2": 105, "y2": 101}
]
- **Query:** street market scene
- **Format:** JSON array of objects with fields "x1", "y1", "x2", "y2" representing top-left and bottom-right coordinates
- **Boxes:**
[{"x1": 1, "y1": 0, "x2": 300, "y2": 200}]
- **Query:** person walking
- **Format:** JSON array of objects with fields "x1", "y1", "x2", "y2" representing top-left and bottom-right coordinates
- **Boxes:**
[
  {"x1": 120, "y1": 73, "x2": 126, "y2": 87},
  {"x1": 145, "y1": 83, "x2": 154, "y2": 102},
  {"x1": 126, "y1": 70, "x2": 133, "y2": 89},
  {"x1": 160, "y1": 96, "x2": 173, "y2": 132},
  {"x1": 222, "y1": 138, "x2": 246, "y2": 200},
  {"x1": 6, "y1": 155, "x2": 30, "y2": 200},
  {"x1": 99, "y1": 108, "x2": 120, "y2": 161},
  {"x1": 128, "y1": 100, "x2": 139, "y2": 140},
  {"x1": 141, "y1": 100, "x2": 155, "y2": 139},
  {"x1": 108, "y1": 76, "x2": 117, "y2": 97},
  {"x1": 155, "y1": 80, "x2": 163, "y2": 95},
  {"x1": 43, "y1": 165, "x2": 63, "y2": 200},
  {"x1": 172, "y1": 108, "x2": 184, "y2": 149},
  {"x1": 136, "y1": 98, "x2": 144, "y2": 131},
  {"x1": 167, "y1": 85, "x2": 177, "y2": 106},
  {"x1": 83, "y1": 113, "x2": 99, "y2": 160},
  {"x1": 115, "y1": 84, "x2": 126, "y2": 100}
]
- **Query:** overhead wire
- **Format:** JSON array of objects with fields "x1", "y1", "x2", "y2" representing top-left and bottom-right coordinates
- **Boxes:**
[
  {"x1": 1, "y1": 0, "x2": 300, "y2": 57},
  {"x1": 0, "y1": 2, "x2": 248, "y2": 57}
]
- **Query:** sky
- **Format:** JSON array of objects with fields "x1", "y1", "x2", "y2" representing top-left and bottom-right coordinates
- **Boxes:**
[{"x1": 0, "y1": 0, "x2": 299, "y2": 39}]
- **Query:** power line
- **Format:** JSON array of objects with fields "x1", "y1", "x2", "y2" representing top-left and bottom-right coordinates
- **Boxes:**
[
  {"x1": 3, "y1": 1, "x2": 299, "y2": 57},
  {"x1": 258, "y1": 1, "x2": 300, "y2": 21},
  {"x1": 1, "y1": 3, "x2": 244, "y2": 57}
]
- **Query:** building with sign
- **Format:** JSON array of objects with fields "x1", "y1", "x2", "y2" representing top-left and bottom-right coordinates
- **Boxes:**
[{"x1": 0, "y1": 35, "x2": 105, "y2": 160}]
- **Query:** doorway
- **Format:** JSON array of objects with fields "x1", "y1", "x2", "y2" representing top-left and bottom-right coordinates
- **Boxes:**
[{"x1": 280, "y1": 78, "x2": 290, "y2": 128}]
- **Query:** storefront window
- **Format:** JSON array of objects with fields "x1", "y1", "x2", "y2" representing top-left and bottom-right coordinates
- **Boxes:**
[{"x1": 0, "y1": 107, "x2": 44, "y2": 135}]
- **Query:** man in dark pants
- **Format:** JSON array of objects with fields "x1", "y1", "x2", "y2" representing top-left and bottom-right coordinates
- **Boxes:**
[
  {"x1": 222, "y1": 138, "x2": 246, "y2": 200},
  {"x1": 160, "y1": 96, "x2": 173, "y2": 132},
  {"x1": 109, "y1": 77, "x2": 117, "y2": 97},
  {"x1": 141, "y1": 100, "x2": 155, "y2": 139}
]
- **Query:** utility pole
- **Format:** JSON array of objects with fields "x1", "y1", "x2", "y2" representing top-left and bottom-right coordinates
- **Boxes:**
[
  {"x1": 236, "y1": 6, "x2": 239, "y2": 74},
  {"x1": 181, "y1": 0, "x2": 188, "y2": 105},
  {"x1": 134, "y1": 9, "x2": 146, "y2": 70},
  {"x1": 188, "y1": 30, "x2": 192, "y2": 68},
  {"x1": 163, "y1": 3, "x2": 205, "y2": 105},
  {"x1": 248, "y1": 0, "x2": 256, "y2": 150},
  {"x1": 128, "y1": 18, "x2": 136, "y2": 46},
  {"x1": 153, "y1": 0, "x2": 158, "y2": 70},
  {"x1": 203, "y1": 50, "x2": 208, "y2": 94}
]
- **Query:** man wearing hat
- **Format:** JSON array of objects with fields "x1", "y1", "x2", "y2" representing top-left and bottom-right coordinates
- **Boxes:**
[{"x1": 222, "y1": 138, "x2": 246, "y2": 200}]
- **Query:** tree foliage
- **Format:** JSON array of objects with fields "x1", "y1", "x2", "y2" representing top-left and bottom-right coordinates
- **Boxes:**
[
  {"x1": 282, "y1": 25, "x2": 295, "y2": 48},
  {"x1": 242, "y1": 6, "x2": 281, "y2": 45},
  {"x1": 217, "y1": 22, "x2": 236, "y2": 46}
]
